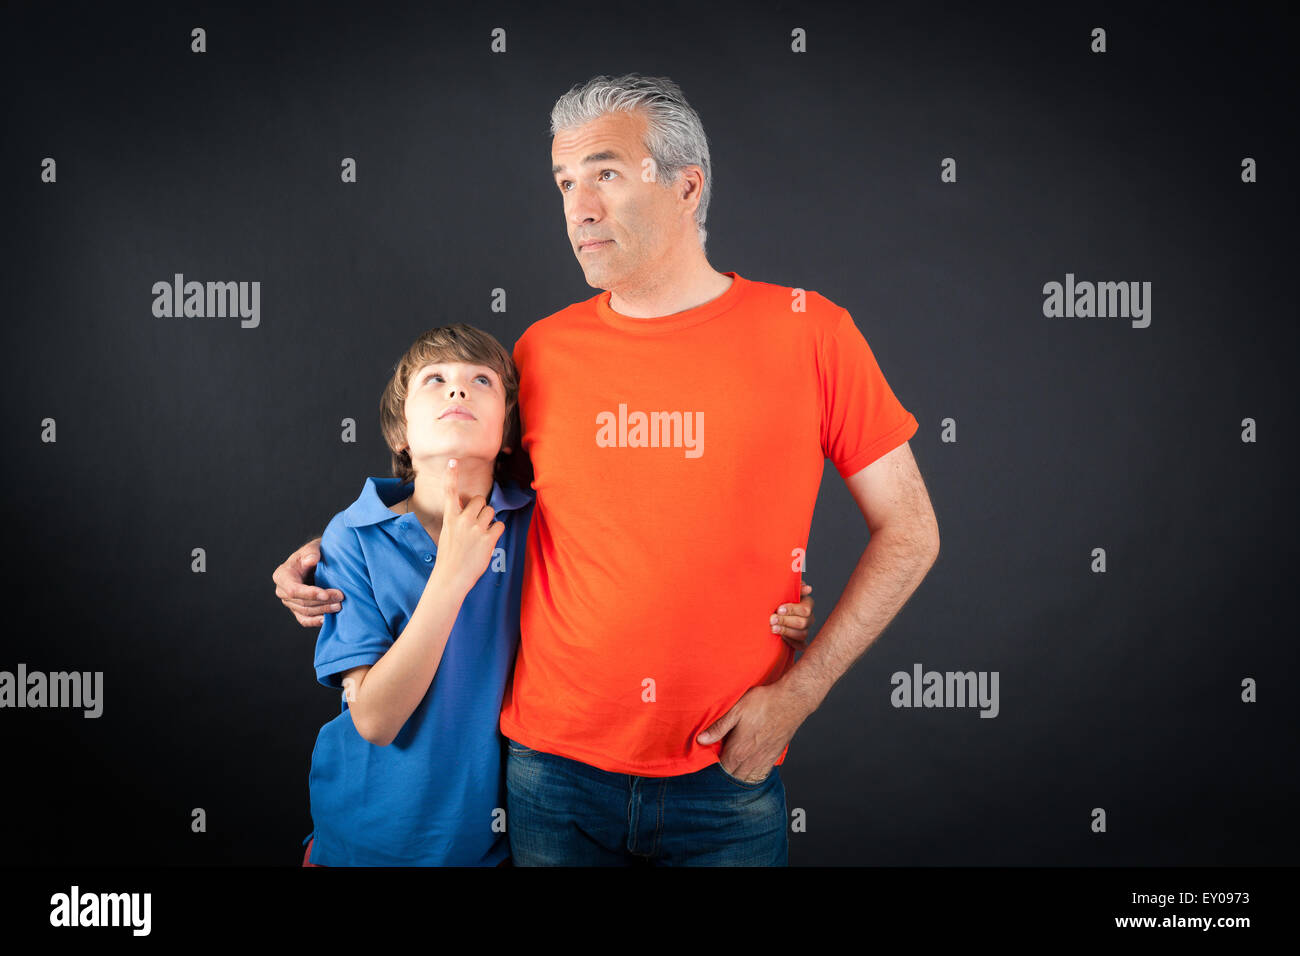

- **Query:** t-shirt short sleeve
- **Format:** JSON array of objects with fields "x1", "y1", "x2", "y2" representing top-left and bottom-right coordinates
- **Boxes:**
[
  {"x1": 819, "y1": 307, "x2": 919, "y2": 480},
  {"x1": 312, "y1": 519, "x2": 394, "y2": 688}
]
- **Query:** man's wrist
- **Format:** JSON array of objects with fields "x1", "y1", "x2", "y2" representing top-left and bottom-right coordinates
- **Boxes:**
[{"x1": 776, "y1": 655, "x2": 832, "y2": 719}]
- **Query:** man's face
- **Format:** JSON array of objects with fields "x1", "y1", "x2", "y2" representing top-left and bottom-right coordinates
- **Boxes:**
[
  {"x1": 551, "y1": 109, "x2": 684, "y2": 291},
  {"x1": 402, "y1": 360, "x2": 508, "y2": 475}
]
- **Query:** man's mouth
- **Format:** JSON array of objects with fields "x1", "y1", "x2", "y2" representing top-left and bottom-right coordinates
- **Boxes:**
[{"x1": 580, "y1": 239, "x2": 612, "y2": 252}]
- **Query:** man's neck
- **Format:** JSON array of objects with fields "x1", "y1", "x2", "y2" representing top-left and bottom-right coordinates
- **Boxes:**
[{"x1": 606, "y1": 255, "x2": 732, "y2": 319}]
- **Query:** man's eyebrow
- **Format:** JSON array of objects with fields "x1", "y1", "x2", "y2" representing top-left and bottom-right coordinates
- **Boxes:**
[{"x1": 552, "y1": 150, "x2": 624, "y2": 176}]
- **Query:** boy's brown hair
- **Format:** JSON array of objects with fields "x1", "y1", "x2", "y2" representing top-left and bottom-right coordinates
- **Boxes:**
[{"x1": 379, "y1": 324, "x2": 532, "y2": 489}]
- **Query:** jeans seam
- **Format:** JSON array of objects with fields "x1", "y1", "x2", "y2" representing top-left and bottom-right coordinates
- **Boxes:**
[
  {"x1": 650, "y1": 780, "x2": 665, "y2": 858},
  {"x1": 626, "y1": 777, "x2": 640, "y2": 855}
]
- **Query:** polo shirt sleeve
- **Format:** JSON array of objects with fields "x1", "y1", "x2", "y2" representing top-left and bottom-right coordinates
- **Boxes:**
[
  {"x1": 818, "y1": 307, "x2": 919, "y2": 480},
  {"x1": 312, "y1": 517, "x2": 394, "y2": 689}
]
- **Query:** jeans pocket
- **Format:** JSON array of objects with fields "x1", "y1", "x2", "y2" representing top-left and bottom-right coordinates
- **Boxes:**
[
  {"x1": 507, "y1": 738, "x2": 540, "y2": 757},
  {"x1": 715, "y1": 760, "x2": 772, "y2": 789}
]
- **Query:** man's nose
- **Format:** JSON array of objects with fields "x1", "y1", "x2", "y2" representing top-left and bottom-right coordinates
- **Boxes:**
[{"x1": 567, "y1": 182, "x2": 603, "y2": 225}]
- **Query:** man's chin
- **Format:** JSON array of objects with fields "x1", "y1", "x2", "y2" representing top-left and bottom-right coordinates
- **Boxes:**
[{"x1": 579, "y1": 262, "x2": 621, "y2": 291}]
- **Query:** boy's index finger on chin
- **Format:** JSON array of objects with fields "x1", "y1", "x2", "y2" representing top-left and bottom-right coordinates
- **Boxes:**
[{"x1": 444, "y1": 458, "x2": 459, "y2": 511}]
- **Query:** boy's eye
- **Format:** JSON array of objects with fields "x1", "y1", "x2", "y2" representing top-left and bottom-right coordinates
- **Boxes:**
[{"x1": 423, "y1": 373, "x2": 493, "y2": 386}]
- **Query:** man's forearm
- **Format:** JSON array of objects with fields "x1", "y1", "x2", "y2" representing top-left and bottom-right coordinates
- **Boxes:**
[{"x1": 778, "y1": 526, "x2": 937, "y2": 714}]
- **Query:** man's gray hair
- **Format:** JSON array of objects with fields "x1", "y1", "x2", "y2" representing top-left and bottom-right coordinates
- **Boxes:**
[{"x1": 551, "y1": 73, "x2": 712, "y2": 250}]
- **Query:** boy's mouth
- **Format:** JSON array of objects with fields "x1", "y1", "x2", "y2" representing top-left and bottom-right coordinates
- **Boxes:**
[{"x1": 439, "y1": 405, "x2": 476, "y2": 421}]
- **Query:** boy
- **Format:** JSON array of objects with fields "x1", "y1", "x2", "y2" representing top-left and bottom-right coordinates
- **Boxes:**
[{"x1": 302, "y1": 323, "x2": 532, "y2": 865}]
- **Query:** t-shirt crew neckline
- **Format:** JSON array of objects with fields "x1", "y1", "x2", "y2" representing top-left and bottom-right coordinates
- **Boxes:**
[{"x1": 594, "y1": 271, "x2": 748, "y2": 334}]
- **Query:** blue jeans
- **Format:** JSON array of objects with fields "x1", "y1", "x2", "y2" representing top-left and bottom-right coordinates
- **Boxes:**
[{"x1": 505, "y1": 737, "x2": 788, "y2": 866}]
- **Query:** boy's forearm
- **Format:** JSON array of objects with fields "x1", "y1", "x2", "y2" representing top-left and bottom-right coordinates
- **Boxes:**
[{"x1": 349, "y1": 568, "x2": 470, "y2": 746}]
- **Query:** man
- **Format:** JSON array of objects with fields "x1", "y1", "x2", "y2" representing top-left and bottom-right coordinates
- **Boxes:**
[{"x1": 274, "y1": 74, "x2": 939, "y2": 865}]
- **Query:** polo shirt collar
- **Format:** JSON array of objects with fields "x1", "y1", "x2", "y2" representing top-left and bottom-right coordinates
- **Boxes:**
[{"x1": 342, "y1": 475, "x2": 532, "y2": 528}]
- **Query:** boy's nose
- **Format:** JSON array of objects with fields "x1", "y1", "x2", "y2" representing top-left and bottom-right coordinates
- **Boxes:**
[{"x1": 448, "y1": 388, "x2": 465, "y2": 398}]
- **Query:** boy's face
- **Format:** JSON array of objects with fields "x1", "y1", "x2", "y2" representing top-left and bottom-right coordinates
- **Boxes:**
[{"x1": 402, "y1": 360, "x2": 509, "y2": 475}]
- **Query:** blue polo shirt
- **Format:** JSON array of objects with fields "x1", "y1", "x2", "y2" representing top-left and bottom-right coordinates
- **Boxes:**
[{"x1": 304, "y1": 474, "x2": 534, "y2": 866}]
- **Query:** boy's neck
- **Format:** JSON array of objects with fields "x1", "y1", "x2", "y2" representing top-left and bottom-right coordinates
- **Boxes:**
[{"x1": 404, "y1": 457, "x2": 495, "y2": 539}]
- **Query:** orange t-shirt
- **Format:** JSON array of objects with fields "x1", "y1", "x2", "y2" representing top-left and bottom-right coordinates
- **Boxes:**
[{"x1": 498, "y1": 271, "x2": 918, "y2": 776}]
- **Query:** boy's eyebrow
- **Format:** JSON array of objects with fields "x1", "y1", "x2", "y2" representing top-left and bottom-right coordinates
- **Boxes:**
[
  {"x1": 415, "y1": 363, "x2": 499, "y2": 377},
  {"x1": 552, "y1": 150, "x2": 624, "y2": 176}
]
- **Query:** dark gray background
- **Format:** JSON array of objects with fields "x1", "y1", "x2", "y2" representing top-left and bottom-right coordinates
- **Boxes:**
[{"x1": 2, "y1": 0, "x2": 1295, "y2": 865}]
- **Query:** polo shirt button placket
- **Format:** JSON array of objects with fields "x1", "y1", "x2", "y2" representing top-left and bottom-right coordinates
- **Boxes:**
[{"x1": 422, "y1": 553, "x2": 433, "y2": 563}]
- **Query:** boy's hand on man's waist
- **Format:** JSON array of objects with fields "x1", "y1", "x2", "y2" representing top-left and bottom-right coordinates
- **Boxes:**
[
  {"x1": 771, "y1": 583, "x2": 815, "y2": 651},
  {"x1": 273, "y1": 537, "x2": 343, "y2": 628}
]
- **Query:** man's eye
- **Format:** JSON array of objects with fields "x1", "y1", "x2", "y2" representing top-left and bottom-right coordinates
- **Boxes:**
[{"x1": 559, "y1": 172, "x2": 614, "y2": 190}]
